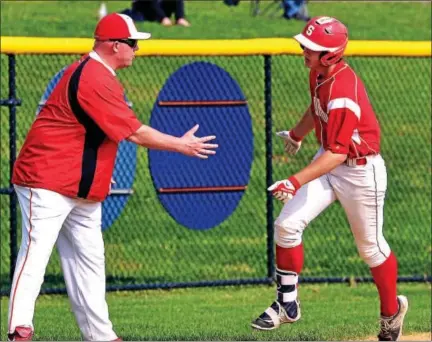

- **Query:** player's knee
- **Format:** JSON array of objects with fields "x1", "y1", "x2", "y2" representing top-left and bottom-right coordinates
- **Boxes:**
[
  {"x1": 357, "y1": 242, "x2": 390, "y2": 268},
  {"x1": 274, "y1": 217, "x2": 305, "y2": 248},
  {"x1": 356, "y1": 233, "x2": 391, "y2": 267}
]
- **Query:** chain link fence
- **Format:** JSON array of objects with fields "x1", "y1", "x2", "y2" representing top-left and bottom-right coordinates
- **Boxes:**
[{"x1": 1, "y1": 53, "x2": 430, "y2": 293}]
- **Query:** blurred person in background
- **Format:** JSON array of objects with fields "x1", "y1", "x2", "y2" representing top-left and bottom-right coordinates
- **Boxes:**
[
  {"x1": 122, "y1": 0, "x2": 191, "y2": 27},
  {"x1": 282, "y1": 0, "x2": 310, "y2": 21},
  {"x1": 239, "y1": 0, "x2": 310, "y2": 21},
  {"x1": 223, "y1": 0, "x2": 240, "y2": 5},
  {"x1": 7, "y1": 13, "x2": 215, "y2": 342}
]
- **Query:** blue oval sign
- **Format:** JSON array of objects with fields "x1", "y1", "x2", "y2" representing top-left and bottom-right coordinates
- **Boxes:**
[{"x1": 149, "y1": 61, "x2": 254, "y2": 230}]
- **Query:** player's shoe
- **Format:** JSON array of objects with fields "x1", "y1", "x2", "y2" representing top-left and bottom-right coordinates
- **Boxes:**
[
  {"x1": 7, "y1": 326, "x2": 33, "y2": 341},
  {"x1": 251, "y1": 299, "x2": 301, "y2": 330},
  {"x1": 377, "y1": 295, "x2": 409, "y2": 341}
]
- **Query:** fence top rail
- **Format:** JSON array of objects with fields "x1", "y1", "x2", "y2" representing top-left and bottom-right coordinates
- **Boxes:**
[{"x1": 1, "y1": 37, "x2": 430, "y2": 57}]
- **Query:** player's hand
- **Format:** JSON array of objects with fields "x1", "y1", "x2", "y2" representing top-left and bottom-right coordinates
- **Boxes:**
[
  {"x1": 267, "y1": 177, "x2": 300, "y2": 203},
  {"x1": 276, "y1": 130, "x2": 302, "y2": 155},
  {"x1": 179, "y1": 124, "x2": 218, "y2": 159}
]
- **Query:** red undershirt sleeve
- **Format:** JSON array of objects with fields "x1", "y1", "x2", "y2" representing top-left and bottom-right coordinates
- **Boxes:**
[{"x1": 326, "y1": 107, "x2": 359, "y2": 154}]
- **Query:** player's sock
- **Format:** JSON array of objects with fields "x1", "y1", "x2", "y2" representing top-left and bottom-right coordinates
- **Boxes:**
[
  {"x1": 251, "y1": 245, "x2": 303, "y2": 329},
  {"x1": 275, "y1": 244, "x2": 303, "y2": 308},
  {"x1": 276, "y1": 244, "x2": 304, "y2": 274},
  {"x1": 370, "y1": 252, "x2": 399, "y2": 317}
]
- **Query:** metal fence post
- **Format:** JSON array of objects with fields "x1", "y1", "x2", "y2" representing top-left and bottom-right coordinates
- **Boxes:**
[
  {"x1": 264, "y1": 55, "x2": 274, "y2": 280},
  {"x1": 7, "y1": 54, "x2": 20, "y2": 283}
]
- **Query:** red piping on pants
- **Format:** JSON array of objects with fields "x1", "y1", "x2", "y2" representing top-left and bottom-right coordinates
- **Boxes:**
[{"x1": 8, "y1": 188, "x2": 33, "y2": 333}]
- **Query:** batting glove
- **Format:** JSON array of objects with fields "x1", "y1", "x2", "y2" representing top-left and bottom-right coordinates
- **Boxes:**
[
  {"x1": 276, "y1": 130, "x2": 302, "y2": 155},
  {"x1": 268, "y1": 176, "x2": 301, "y2": 203}
]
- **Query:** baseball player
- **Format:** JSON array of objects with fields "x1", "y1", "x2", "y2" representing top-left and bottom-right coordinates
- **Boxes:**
[
  {"x1": 251, "y1": 17, "x2": 408, "y2": 341},
  {"x1": 7, "y1": 13, "x2": 218, "y2": 342}
]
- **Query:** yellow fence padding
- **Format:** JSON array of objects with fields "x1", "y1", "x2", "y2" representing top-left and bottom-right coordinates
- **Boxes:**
[{"x1": 1, "y1": 36, "x2": 431, "y2": 56}]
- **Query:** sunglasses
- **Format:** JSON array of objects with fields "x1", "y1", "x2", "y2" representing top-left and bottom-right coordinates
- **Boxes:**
[{"x1": 110, "y1": 39, "x2": 138, "y2": 49}]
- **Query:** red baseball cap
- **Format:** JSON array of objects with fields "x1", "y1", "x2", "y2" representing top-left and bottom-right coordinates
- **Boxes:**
[{"x1": 94, "y1": 13, "x2": 151, "y2": 40}]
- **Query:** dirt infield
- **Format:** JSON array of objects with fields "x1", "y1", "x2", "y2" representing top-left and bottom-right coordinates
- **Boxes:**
[{"x1": 364, "y1": 332, "x2": 431, "y2": 341}]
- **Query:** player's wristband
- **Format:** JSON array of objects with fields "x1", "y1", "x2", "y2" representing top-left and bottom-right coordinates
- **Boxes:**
[
  {"x1": 289, "y1": 130, "x2": 303, "y2": 142},
  {"x1": 288, "y1": 176, "x2": 301, "y2": 190}
]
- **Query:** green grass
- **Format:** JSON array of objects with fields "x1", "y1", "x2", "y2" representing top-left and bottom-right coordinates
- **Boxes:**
[
  {"x1": 1, "y1": 283, "x2": 430, "y2": 340},
  {"x1": 0, "y1": 1, "x2": 431, "y2": 40},
  {"x1": 0, "y1": 1, "x2": 431, "y2": 290}
]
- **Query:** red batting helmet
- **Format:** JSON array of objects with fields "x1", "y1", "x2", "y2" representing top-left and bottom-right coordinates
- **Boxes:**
[{"x1": 294, "y1": 16, "x2": 348, "y2": 66}]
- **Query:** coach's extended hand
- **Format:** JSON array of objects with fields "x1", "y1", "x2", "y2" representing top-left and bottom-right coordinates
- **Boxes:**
[{"x1": 179, "y1": 124, "x2": 218, "y2": 159}]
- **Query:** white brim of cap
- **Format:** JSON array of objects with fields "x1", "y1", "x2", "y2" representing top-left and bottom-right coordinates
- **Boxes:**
[
  {"x1": 129, "y1": 32, "x2": 152, "y2": 40},
  {"x1": 294, "y1": 33, "x2": 337, "y2": 52}
]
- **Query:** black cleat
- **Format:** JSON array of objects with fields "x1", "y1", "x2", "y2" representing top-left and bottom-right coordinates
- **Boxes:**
[{"x1": 251, "y1": 300, "x2": 300, "y2": 331}]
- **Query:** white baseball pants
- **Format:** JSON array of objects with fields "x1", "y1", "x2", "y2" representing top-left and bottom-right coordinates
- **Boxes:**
[
  {"x1": 275, "y1": 149, "x2": 391, "y2": 268},
  {"x1": 8, "y1": 185, "x2": 118, "y2": 341}
]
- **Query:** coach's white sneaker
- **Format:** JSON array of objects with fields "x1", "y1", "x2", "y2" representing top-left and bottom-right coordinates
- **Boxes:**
[
  {"x1": 251, "y1": 300, "x2": 301, "y2": 330},
  {"x1": 377, "y1": 295, "x2": 409, "y2": 341}
]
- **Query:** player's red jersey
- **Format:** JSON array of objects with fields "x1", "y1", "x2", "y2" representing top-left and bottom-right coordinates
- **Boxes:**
[
  {"x1": 309, "y1": 60, "x2": 380, "y2": 158},
  {"x1": 12, "y1": 52, "x2": 141, "y2": 202}
]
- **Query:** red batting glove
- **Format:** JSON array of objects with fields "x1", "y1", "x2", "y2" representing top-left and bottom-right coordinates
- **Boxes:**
[{"x1": 267, "y1": 176, "x2": 301, "y2": 203}]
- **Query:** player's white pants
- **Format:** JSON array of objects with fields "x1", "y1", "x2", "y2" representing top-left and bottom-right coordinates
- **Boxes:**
[
  {"x1": 275, "y1": 149, "x2": 391, "y2": 268},
  {"x1": 8, "y1": 185, "x2": 117, "y2": 341}
]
